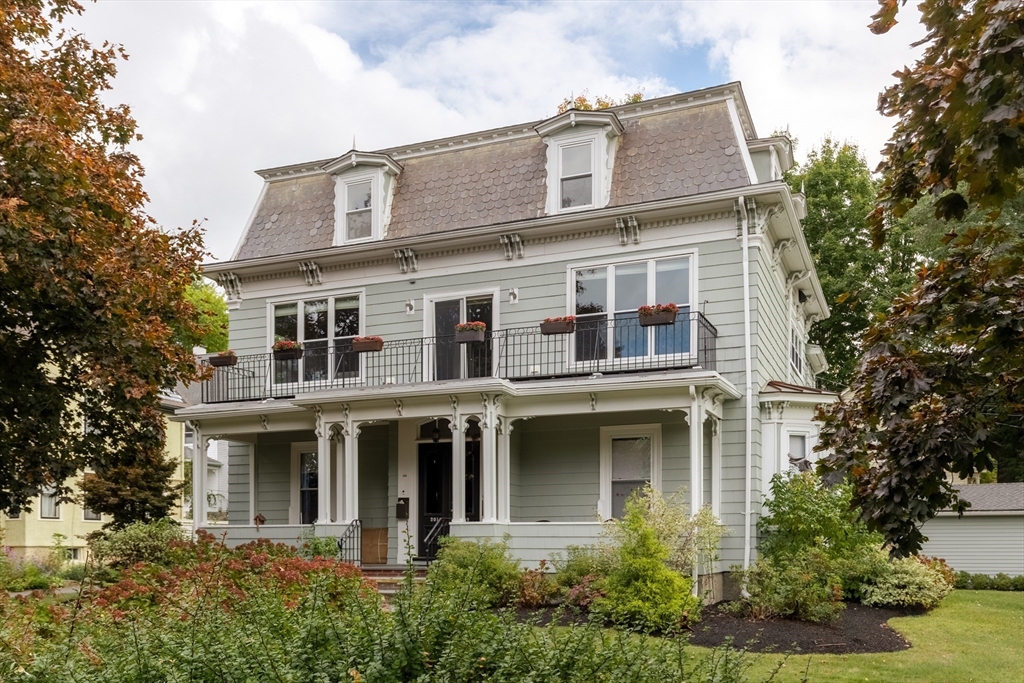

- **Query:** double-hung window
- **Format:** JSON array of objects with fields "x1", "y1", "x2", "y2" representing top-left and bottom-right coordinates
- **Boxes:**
[
  {"x1": 600, "y1": 425, "x2": 662, "y2": 519},
  {"x1": 790, "y1": 326, "x2": 804, "y2": 378},
  {"x1": 573, "y1": 255, "x2": 693, "y2": 364},
  {"x1": 345, "y1": 180, "x2": 373, "y2": 241},
  {"x1": 40, "y1": 487, "x2": 60, "y2": 520},
  {"x1": 560, "y1": 142, "x2": 594, "y2": 209},
  {"x1": 273, "y1": 294, "x2": 361, "y2": 385}
]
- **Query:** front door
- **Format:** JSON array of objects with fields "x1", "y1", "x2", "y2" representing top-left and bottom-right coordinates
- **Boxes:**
[
  {"x1": 433, "y1": 295, "x2": 494, "y2": 380},
  {"x1": 418, "y1": 443, "x2": 452, "y2": 558}
]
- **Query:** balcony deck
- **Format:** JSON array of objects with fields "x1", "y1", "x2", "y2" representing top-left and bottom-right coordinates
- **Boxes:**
[{"x1": 202, "y1": 313, "x2": 717, "y2": 404}]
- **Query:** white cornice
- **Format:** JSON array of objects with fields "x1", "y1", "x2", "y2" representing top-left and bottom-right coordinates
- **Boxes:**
[
  {"x1": 322, "y1": 150, "x2": 403, "y2": 177},
  {"x1": 534, "y1": 109, "x2": 624, "y2": 138}
]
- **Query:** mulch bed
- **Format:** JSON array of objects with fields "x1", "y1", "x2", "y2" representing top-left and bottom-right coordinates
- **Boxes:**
[{"x1": 687, "y1": 602, "x2": 923, "y2": 654}]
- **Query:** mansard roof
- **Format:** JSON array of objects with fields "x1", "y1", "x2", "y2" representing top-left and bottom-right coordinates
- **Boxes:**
[{"x1": 233, "y1": 82, "x2": 756, "y2": 262}]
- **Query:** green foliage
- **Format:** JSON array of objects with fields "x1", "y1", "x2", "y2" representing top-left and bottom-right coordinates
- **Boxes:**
[
  {"x1": 556, "y1": 89, "x2": 644, "y2": 114},
  {"x1": 0, "y1": 0, "x2": 205, "y2": 520},
  {"x1": 183, "y1": 279, "x2": 229, "y2": 352},
  {"x1": 428, "y1": 536, "x2": 522, "y2": 608},
  {"x1": 784, "y1": 138, "x2": 918, "y2": 388},
  {"x1": 518, "y1": 560, "x2": 560, "y2": 609},
  {"x1": 88, "y1": 518, "x2": 186, "y2": 568},
  {"x1": 298, "y1": 527, "x2": 338, "y2": 559},
  {"x1": 730, "y1": 548, "x2": 846, "y2": 624},
  {"x1": 553, "y1": 543, "x2": 615, "y2": 590},
  {"x1": 868, "y1": 0, "x2": 1024, "y2": 237},
  {"x1": 991, "y1": 573, "x2": 1013, "y2": 591},
  {"x1": 593, "y1": 492, "x2": 700, "y2": 632},
  {"x1": 862, "y1": 556, "x2": 953, "y2": 610},
  {"x1": 818, "y1": 225, "x2": 1024, "y2": 555}
]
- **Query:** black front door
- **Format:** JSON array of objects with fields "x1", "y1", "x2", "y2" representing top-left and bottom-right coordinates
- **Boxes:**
[{"x1": 418, "y1": 443, "x2": 452, "y2": 557}]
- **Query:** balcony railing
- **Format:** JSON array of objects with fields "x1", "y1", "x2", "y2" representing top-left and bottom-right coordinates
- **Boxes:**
[{"x1": 201, "y1": 312, "x2": 717, "y2": 404}]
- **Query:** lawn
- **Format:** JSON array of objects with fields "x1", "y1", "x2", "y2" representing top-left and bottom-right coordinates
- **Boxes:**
[{"x1": 725, "y1": 591, "x2": 1024, "y2": 683}]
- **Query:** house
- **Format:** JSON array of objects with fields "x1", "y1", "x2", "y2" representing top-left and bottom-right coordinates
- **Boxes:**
[
  {"x1": 920, "y1": 483, "x2": 1024, "y2": 576},
  {"x1": 1, "y1": 392, "x2": 189, "y2": 561},
  {"x1": 175, "y1": 82, "x2": 835, "y2": 582}
]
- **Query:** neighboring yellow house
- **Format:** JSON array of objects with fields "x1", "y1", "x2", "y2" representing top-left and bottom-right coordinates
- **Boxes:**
[{"x1": 0, "y1": 392, "x2": 189, "y2": 561}]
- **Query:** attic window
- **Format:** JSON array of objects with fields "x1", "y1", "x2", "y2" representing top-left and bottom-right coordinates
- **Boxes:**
[
  {"x1": 345, "y1": 180, "x2": 373, "y2": 241},
  {"x1": 560, "y1": 142, "x2": 594, "y2": 209}
]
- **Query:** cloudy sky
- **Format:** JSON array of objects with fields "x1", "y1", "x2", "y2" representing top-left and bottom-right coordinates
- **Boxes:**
[{"x1": 70, "y1": 0, "x2": 925, "y2": 262}]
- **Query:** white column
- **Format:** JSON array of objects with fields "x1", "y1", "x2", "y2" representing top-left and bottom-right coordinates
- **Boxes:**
[
  {"x1": 452, "y1": 416, "x2": 466, "y2": 523},
  {"x1": 710, "y1": 416, "x2": 722, "y2": 518},
  {"x1": 191, "y1": 425, "x2": 207, "y2": 531},
  {"x1": 317, "y1": 423, "x2": 331, "y2": 524},
  {"x1": 248, "y1": 443, "x2": 256, "y2": 522},
  {"x1": 481, "y1": 399, "x2": 498, "y2": 523},
  {"x1": 497, "y1": 417, "x2": 511, "y2": 523},
  {"x1": 344, "y1": 424, "x2": 360, "y2": 522},
  {"x1": 689, "y1": 388, "x2": 705, "y2": 514}
]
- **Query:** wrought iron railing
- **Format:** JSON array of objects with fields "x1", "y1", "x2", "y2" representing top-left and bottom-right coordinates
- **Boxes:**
[
  {"x1": 337, "y1": 519, "x2": 361, "y2": 566},
  {"x1": 201, "y1": 312, "x2": 717, "y2": 403},
  {"x1": 419, "y1": 516, "x2": 451, "y2": 562}
]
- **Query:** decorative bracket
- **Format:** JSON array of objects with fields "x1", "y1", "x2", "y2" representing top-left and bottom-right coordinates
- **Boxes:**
[
  {"x1": 589, "y1": 392, "x2": 597, "y2": 412},
  {"x1": 786, "y1": 271, "x2": 809, "y2": 289},
  {"x1": 745, "y1": 198, "x2": 782, "y2": 235},
  {"x1": 394, "y1": 399, "x2": 403, "y2": 417},
  {"x1": 804, "y1": 313, "x2": 821, "y2": 334},
  {"x1": 615, "y1": 216, "x2": 640, "y2": 245},
  {"x1": 329, "y1": 423, "x2": 344, "y2": 442},
  {"x1": 772, "y1": 239, "x2": 795, "y2": 269},
  {"x1": 216, "y1": 272, "x2": 242, "y2": 301},
  {"x1": 498, "y1": 233, "x2": 525, "y2": 260},
  {"x1": 299, "y1": 261, "x2": 322, "y2": 286},
  {"x1": 394, "y1": 248, "x2": 418, "y2": 273},
  {"x1": 259, "y1": 414, "x2": 268, "y2": 431},
  {"x1": 313, "y1": 405, "x2": 323, "y2": 438}
]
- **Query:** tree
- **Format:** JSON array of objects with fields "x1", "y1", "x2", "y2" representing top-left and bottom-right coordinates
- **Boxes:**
[
  {"x1": 785, "y1": 138, "x2": 917, "y2": 388},
  {"x1": 0, "y1": 0, "x2": 205, "y2": 524},
  {"x1": 184, "y1": 280, "x2": 228, "y2": 353},
  {"x1": 818, "y1": 0, "x2": 1024, "y2": 555},
  {"x1": 868, "y1": 0, "x2": 1024, "y2": 241},
  {"x1": 556, "y1": 90, "x2": 644, "y2": 114}
]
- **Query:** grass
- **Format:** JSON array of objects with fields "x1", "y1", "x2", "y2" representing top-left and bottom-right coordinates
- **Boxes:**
[{"x1": 722, "y1": 591, "x2": 1024, "y2": 683}]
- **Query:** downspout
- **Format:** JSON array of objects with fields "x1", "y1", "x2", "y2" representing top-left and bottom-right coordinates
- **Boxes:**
[{"x1": 738, "y1": 197, "x2": 754, "y2": 574}]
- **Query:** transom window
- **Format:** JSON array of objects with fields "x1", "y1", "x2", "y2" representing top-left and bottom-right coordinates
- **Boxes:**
[
  {"x1": 573, "y1": 256, "x2": 692, "y2": 362},
  {"x1": 560, "y1": 142, "x2": 594, "y2": 209},
  {"x1": 273, "y1": 294, "x2": 361, "y2": 384},
  {"x1": 345, "y1": 180, "x2": 373, "y2": 241}
]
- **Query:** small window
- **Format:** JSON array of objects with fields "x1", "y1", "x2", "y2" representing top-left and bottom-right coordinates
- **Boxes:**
[
  {"x1": 7, "y1": 511, "x2": 19, "y2": 520},
  {"x1": 789, "y1": 434, "x2": 806, "y2": 461},
  {"x1": 71, "y1": 548, "x2": 81, "y2": 561},
  {"x1": 299, "y1": 451, "x2": 318, "y2": 525},
  {"x1": 345, "y1": 180, "x2": 373, "y2": 241},
  {"x1": 560, "y1": 143, "x2": 593, "y2": 209},
  {"x1": 84, "y1": 507, "x2": 101, "y2": 522},
  {"x1": 600, "y1": 425, "x2": 661, "y2": 520},
  {"x1": 40, "y1": 488, "x2": 60, "y2": 519},
  {"x1": 790, "y1": 327, "x2": 804, "y2": 375}
]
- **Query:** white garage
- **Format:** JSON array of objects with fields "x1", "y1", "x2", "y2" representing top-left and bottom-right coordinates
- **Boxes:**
[{"x1": 920, "y1": 483, "x2": 1024, "y2": 576}]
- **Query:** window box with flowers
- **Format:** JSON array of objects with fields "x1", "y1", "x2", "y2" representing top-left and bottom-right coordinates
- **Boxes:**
[
  {"x1": 539, "y1": 315, "x2": 576, "y2": 335},
  {"x1": 209, "y1": 350, "x2": 237, "y2": 367},
  {"x1": 272, "y1": 340, "x2": 304, "y2": 361},
  {"x1": 637, "y1": 303, "x2": 679, "y2": 327},
  {"x1": 454, "y1": 321, "x2": 487, "y2": 344},
  {"x1": 351, "y1": 335, "x2": 384, "y2": 353}
]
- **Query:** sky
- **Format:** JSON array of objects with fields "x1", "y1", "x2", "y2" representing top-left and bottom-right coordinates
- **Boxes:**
[{"x1": 69, "y1": 0, "x2": 926, "y2": 262}]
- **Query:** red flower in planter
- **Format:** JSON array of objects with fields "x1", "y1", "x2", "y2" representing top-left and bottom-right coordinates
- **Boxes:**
[
  {"x1": 543, "y1": 316, "x2": 576, "y2": 323},
  {"x1": 638, "y1": 303, "x2": 680, "y2": 316},
  {"x1": 353, "y1": 336, "x2": 383, "y2": 342},
  {"x1": 272, "y1": 339, "x2": 302, "y2": 352},
  {"x1": 455, "y1": 321, "x2": 487, "y2": 332}
]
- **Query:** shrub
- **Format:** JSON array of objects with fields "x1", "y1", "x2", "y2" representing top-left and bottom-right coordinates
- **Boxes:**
[
  {"x1": 518, "y1": 560, "x2": 560, "y2": 608},
  {"x1": 991, "y1": 573, "x2": 1013, "y2": 591},
  {"x1": 88, "y1": 518, "x2": 187, "y2": 568},
  {"x1": 564, "y1": 574, "x2": 605, "y2": 611},
  {"x1": 553, "y1": 543, "x2": 615, "y2": 589},
  {"x1": 918, "y1": 555, "x2": 956, "y2": 590},
  {"x1": 731, "y1": 547, "x2": 845, "y2": 623},
  {"x1": 1012, "y1": 575, "x2": 1024, "y2": 591},
  {"x1": 298, "y1": 527, "x2": 338, "y2": 559},
  {"x1": 971, "y1": 573, "x2": 992, "y2": 590},
  {"x1": 955, "y1": 570, "x2": 973, "y2": 589},
  {"x1": 592, "y1": 492, "x2": 700, "y2": 632},
  {"x1": 862, "y1": 556, "x2": 953, "y2": 609},
  {"x1": 429, "y1": 537, "x2": 521, "y2": 608}
]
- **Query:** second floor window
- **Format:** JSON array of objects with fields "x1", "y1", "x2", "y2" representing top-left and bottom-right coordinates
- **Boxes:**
[
  {"x1": 345, "y1": 180, "x2": 373, "y2": 241},
  {"x1": 273, "y1": 295, "x2": 361, "y2": 384},
  {"x1": 83, "y1": 507, "x2": 101, "y2": 521},
  {"x1": 790, "y1": 326, "x2": 804, "y2": 377},
  {"x1": 560, "y1": 142, "x2": 594, "y2": 209},
  {"x1": 40, "y1": 487, "x2": 60, "y2": 519}
]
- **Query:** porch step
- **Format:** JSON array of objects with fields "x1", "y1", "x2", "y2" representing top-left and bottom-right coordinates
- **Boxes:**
[{"x1": 361, "y1": 565, "x2": 427, "y2": 596}]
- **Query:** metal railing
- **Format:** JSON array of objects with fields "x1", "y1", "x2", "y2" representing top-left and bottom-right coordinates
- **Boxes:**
[
  {"x1": 419, "y1": 516, "x2": 451, "y2": 562},
  {"x1": 201, "y1": 312, "x2": 717, "y2": 403},
  {"x1": 337, "y1": 519, "x2": 361, "y2": 566}
]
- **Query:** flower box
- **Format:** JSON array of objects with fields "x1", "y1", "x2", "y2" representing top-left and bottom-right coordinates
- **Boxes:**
[
  {"x1": 539, "y1": 318, "x2": 575, "y2": 335},
  {"x1": 638, "y1": 304, "x2": 679, "y2": 327},
  {"x1": 455, "y1": 329, "x2": 485, "y2": 344},
  {"x1": 209, "y1": 353, "x2": 237, "y2": 367},
  {"x1": 273, "y1": 347, "x2": 304, "y2": 361},
  {"x1": 351, "y1": 337, "x2": 384, "y2": 353}
]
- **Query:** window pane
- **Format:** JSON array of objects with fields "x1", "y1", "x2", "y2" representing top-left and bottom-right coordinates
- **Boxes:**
[
  {"x1": 613, "y1": 312, "x2": 647, "y2": 358},
  {"x1": 561, "y1": 143, "x2": 592, "y2": 177},
  {"x1": 465, "y1": 296, "x2": 493, "y2": 379},
  {"x1": 84, "y1": 507, "x2": 101, "y2": 521},
  {"x1": 334, "y1": 297, "x2": 360, "y2": 338},
  {"x1": 304, "y1": 300, "x2": 328, "y2": 340},
  {"x1": 347, "y1": 210, "x2": 372, "y2": 240},
  {"x1": 561, "y1": 176, "x2": 592, "y2": 208},
  {"x1": 304, "y1": 340, "x2": 329, "y2": 382},
  {"x1": 612, "y1": 436, "x2": 651, "y2": 480},
  {"x1": 655, "y1": 258, "x2": 690, "y2": 306},
  {"x1": 40, "y1": 489, "x2": 59, "y2": 519},
  {"x1": 274, "y1": 303, "x2": 298, "y2": 342},
  {"x1": 653, "y1": 318, "x2": 690, "y2": 356},
  {"x1": 789, "y1": 435, "x2": 807, "y2": 461},
  {"x1": 612, "y1": 480, "x2": 645, "y2": 519},
  {"x1": 347, "y1": 181, "x2": 372, "y2": 211},
  {"x1": 615, "y1": 262, "x2": 647, "y2": 311},
  {"x1": 575, "y1": 268, "x2": 607, "y2": 315}
]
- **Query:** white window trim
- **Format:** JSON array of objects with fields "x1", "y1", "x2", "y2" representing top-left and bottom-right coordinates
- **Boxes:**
[
  {"x1": 544, "y1": 127, "x2": 615, "y2": 215},
  {"x1": 289, "y1": 441, "x2": 318, "y2": 525},
  {"x1": 599, "y1": 424, "x2": 662, "y2": 520},
  {"x1": 781, "y1": 423, "x2": 817, "y2": 472},
  {"x1": 422, "y1": 288, "x2": 501, "y2": 381},
  {"x1": 789, "y1": 316, "x2": 806, "y2": 382},
  {"x1": 38, "y1": 489, "x2": 61, "y2": 521},
  {"x1": 333, "y1": 170, "x2": 386, "y2": 246}
]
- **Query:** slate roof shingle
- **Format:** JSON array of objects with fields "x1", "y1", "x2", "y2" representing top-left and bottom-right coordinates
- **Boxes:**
[{"x1": 236, "y1": 174, "x2": 336, "y2": 261}]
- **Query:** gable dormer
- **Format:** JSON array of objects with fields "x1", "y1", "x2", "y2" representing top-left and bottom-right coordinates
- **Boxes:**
[
  {"x1": 323, "y1": 150, "x2": 402, "y2": 245},
  {"x1": 535, "y1": 109, "x2": 623, "y2": 216}
]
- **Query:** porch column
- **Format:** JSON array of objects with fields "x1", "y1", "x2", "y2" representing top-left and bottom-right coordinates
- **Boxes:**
[
  {"x1": 343, "y1": 423, "x2": 360, "y2": 522},
  {"x1": 452, "y1": 415, "x2": 466, "y2": 523},
  {"x1": 710, "y1": 416, "x2": 722, "y2": 518},
  {"x1": 481, "y1": 395, "x2": 499, "y2": 523},
  {"x1": 248, "y1": 442, "x2": 256, "y2": 522},
  {"x1": 496, "y1": 417, "x2": 512, "y2": 523},
  {"x1": 689, "y1": 388, "x2": 705, "y2": 513},
  {"x1": 315, "y1": 408, "x2": 332, "y2": 524},
  {"x1": 189, "y1": 422, "x2": 206, "y2": 532}
]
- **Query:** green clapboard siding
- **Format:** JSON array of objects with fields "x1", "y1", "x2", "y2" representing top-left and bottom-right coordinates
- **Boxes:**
[
  {"x1": 358, "y1": 424, "x2": 390, "y2": 531},
  {"x1": 227, "y1": 441, "x2": 251, "y2": 525},
  {"x1": 253, "y1": 430, "x2": 315, "y2": 525}
]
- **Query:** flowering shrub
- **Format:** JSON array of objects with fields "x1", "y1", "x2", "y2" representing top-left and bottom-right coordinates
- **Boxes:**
[
  {"x1": 861, "y1": 555, "x2": 954, "y2": 609},
  {"x1": 543, "y1": 315, "x2": 576, "y2": 323},
  {"x1": 271, "y1": 339, "x2": 302, "y2": 351},
  {"x1": 353, "y1": 335, "x2": 383, "y2": 342},
  {"x1": 565, "y1": 574, "x2": 605, "y2": 610},
  {"x1": 455, "y1": 321, "x2": 487, "y2": 332},
  {"x1": 637, "y1": 303, "x2": 680, "y2": 316},
  {"x1": 216, "y1": 349, "x2": 236, "y2": 357}
]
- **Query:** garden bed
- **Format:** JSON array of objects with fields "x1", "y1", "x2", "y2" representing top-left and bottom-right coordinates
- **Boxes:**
[{"x1": 687, "y1": 601, "x2": 920, "y2": 654}]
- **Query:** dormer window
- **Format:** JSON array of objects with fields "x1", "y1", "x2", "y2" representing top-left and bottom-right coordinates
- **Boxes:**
[
  {"x1": 560, "y1": 142, "x2": 594, "y2": 209},
  {"x1": 345, "y1": 180, "x2": 373, "y2": 241}
]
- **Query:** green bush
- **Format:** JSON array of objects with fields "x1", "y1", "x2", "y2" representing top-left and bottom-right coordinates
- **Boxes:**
[
  {"x1": 991, "y1": 573, "x2": 1013, "y2": 591},
  {"x1": 553, "y1": 543, "x2": 614, "y2": 589},
  {"x1": 429, "y1": 537, "x2": 522, "y2": 608},
  {"x1": 518, "y1": 560, "x2": 560, "y2": 608},
  {"x1": 731, "y1": 547, "x2": 845, "y2": 623},
  {"x1": 592, "y1": 493, "x2": 700, "y2": 632},
  {"x1": 955, "y1": 570, "x2": 973, "y2": 589},
  {"x1": 971, "y1": 573, "x2": 992, "y2": 590},
  {"x1": 862, "y1": 556, "x2": 953, "y2": 609},
  {"x1": 88, "y1": 518, "x2": 187, "y2": 568},
  {"x1": 297, "y1": 527, "x2": 338, "y2": 559}
]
